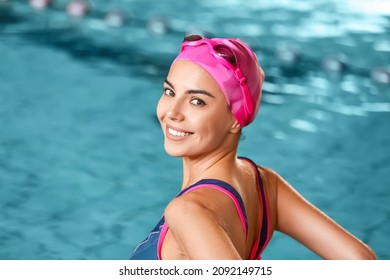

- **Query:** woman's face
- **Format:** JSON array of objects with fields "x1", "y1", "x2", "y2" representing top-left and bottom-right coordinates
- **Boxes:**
[{"x1": 156, "y1": 60, "x2": 239, "y2": 158}]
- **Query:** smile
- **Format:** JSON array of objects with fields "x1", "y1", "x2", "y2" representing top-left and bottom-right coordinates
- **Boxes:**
[{"x1": 168, "y1": 127, "x2": 192, "y2": 137}]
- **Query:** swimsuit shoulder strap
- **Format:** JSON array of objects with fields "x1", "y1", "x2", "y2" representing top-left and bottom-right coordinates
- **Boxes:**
[
  {"x1": 239, "y1": 156, "x2": 271, "y2": 260},
  {"x1": 179, "y1": 179, "x2": 249, "y2": 238},
  {"x1": 158, "y1": 178, "x2": 249, "y2": 260}
]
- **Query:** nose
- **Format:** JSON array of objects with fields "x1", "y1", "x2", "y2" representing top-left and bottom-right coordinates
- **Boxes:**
[{"x1": 166, "y1": 99, "x2": 185, "y2": 122}]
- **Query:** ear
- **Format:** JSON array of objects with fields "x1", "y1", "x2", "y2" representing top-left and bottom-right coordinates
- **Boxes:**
[{"x1": 230, "y1": 120, "x2": 242, "y2": 134}]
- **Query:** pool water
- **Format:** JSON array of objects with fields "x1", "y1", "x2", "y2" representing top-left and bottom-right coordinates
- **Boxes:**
[{"x1": 0, "y1": 0, "x2": 389, "y2": 259}]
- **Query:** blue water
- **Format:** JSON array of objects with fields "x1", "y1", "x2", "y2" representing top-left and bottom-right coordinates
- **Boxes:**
[{"x1": 0, "y1": 0, "x2": 389, "y2": 260}]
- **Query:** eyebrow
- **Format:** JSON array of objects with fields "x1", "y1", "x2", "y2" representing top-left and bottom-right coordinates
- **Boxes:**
[{"x1": 164, "y1": 79, "x2": 215, "y2": 98}]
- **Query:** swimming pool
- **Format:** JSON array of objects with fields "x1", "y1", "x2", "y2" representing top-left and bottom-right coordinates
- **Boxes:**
[{"x1": 0, "y1": 0, "x2": 389, "y2": 259}]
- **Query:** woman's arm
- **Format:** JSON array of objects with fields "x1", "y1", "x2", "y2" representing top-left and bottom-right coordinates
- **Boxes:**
[{"x1": 274, "y1": 170, "x2": 377, "y2": 259}]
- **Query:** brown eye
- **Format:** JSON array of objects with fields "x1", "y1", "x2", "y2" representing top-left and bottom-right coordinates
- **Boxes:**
[
  {"x1": 164, "y1": 88, "x2": 174, "y2": 97},
  {"x1": 190, "y1": 98, "x2": 206, "y2": 106}
]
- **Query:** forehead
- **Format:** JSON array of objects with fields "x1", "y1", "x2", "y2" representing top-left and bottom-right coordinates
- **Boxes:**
[{"x1": 167, "y1": 60, "x2": 224, "y2": 96}]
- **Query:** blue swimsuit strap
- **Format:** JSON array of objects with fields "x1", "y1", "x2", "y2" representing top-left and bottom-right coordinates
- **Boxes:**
[
  {"x1": 177, "y1": 178, "x2": 249, "y2": 237},
  {"x1": 239, "y1": 156, "x2": 269, "y2": 258}
]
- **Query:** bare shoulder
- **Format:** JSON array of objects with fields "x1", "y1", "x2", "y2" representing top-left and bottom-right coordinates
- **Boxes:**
[
  {"x1": 163, "y1": 187, "x2": 244, "y2": 259},
  {"x1": 164, "y1": 187, "x2": 237, "y2": 222},
  {"x1": 256, "y1": 165, "x2": 280, "y2": 200},
  {"x1": 254, "y1": 165, "x2": 279, "y2": 231},
  {"x1": 164, "y1": 188, "x2": 216, "y2": 234}
]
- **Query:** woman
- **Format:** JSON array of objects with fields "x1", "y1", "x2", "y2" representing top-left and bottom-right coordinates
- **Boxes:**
[{"x1": 130, "y1": 35, "x2": 377, "y2": 260}]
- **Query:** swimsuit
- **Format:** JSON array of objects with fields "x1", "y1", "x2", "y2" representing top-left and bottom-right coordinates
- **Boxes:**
[{"x1": 130, "y1": 157, "x2": 271, "y2": 260}]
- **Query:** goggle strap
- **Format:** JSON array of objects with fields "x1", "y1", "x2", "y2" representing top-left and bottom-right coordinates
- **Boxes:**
[{"x1": 235, "y1": 68, "x2": 253, "y2": 116}]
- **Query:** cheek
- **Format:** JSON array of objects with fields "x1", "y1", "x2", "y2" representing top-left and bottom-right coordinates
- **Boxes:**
[
  {"x1": 198, "y1": 113, "x2": 229, "y2": 138},
  {"x1": 156, "y1": 96, "x2": 166, "y2": 122},
  {"x1": 204, "y1": 110, "x2": 235, "y2": 140}
]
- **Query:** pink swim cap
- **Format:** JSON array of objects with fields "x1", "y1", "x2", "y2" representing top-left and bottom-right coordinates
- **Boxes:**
[{"x1": 173, "y1": 35, "x2": 265, "y2": 127}]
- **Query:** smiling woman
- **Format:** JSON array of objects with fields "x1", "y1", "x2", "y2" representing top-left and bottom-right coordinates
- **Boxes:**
[
  {"x1": 158, "y1": 61, "x2": 239, "y2": 159},
  {"x1": 129, "y1": 35, "x2": 377, "y2": 260}
]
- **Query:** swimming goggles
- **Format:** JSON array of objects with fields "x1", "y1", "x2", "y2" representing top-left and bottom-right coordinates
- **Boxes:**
[{"x1": 181, "y1": 34, "x2": 254, "y2": 117}]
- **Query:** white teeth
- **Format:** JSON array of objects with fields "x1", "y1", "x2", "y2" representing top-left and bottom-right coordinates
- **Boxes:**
[{"x1": 168, "y1": 127, "x2": 191, "y2": 137}]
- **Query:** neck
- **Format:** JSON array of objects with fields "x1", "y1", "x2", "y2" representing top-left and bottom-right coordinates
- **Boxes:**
[{"x1": 180, "y1": 144, "x2": 239, "y2": 190}]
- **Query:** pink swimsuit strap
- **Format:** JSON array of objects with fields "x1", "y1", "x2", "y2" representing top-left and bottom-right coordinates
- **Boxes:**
[
  {"x1": 157, "y1": 178, "x2": 249, "y2": 259},
  {"x1": 240, "y1": 157, "x2": 271, "y2": 260}
]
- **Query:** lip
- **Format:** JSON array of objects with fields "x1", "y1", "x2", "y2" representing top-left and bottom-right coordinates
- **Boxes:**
[{"x1": 165, "y1": 124, "x2": 194, "y2": 141}]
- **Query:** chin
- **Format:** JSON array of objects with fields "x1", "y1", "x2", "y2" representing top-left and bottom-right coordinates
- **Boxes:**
[
  {"x1": 164, "y1": 143, "x2": 186, "y2": 158},
  {"x1": 164, "y1": 142, "x2": 204, "y2": 158}
]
